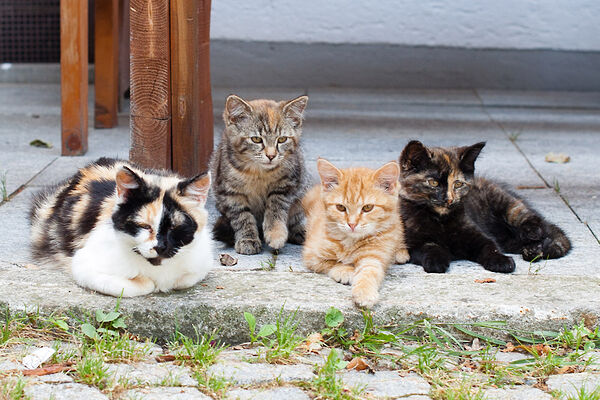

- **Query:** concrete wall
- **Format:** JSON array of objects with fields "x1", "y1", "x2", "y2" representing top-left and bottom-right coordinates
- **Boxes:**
[{"x1": 211, "y1": 0, "x2": 600, "y2": 51}]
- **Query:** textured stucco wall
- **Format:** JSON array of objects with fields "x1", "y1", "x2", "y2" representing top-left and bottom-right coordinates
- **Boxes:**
[{"x1": 211, "y1": 0, "x2": 600, "y2": 51}]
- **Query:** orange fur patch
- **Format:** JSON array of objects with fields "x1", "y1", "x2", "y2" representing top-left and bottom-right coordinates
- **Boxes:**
[{"x1": 303, "y1": 161, "x2": 409, "y2": 307}]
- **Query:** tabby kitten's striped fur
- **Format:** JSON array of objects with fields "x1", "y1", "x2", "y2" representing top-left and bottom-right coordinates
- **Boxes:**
[
  {"x1": 210, "y1": 94, "x2": 309, "y2": 254},
  {"x1": 399, "y1": 141, "x2": 571, "y2": 273},
  {"x1": 303, "y1": 159, "x2": 410, "y2": 308},
  {"x1": 30, "y1": 158, "x2": 213, "y2": 297}
]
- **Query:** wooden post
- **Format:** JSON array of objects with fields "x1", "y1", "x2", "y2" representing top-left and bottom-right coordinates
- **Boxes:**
[
  {"x1": 94, "y1": 0, "x2": 119, "y2": 128},
  {"x1": 129, "y1": 0, "x2": 171, "y2": 169},
  {"x1": 118, "y1": 0, "x2": 130, "y2": 112},
  {"x1": 60, "y1": 0, "x2": 88, "y2": 156},
  {"x1": 170, "y1": 0, "x2": 214, "y2": 176}
]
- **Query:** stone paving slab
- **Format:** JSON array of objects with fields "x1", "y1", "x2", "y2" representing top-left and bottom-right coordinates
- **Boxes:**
[
  {"x1": 122, "y1": 387, "x2": 211, "y2": 400},
  {"x1": 24, "y1": 382, "x2": 109, "y2": 400},
  {"x1": 106, "y1": 362, "x2": 198, "y2": 387},
  {"x1": 546, "y1": 372, "x2": 600, "y2": 398},
  {"x1": 341, "y1": 370, "x2": 431, "y2": 398},
  {"x1": 477, "y1": 89, "x2": 600, "y2": 109},
  {"x1": 483, "y1": 386, "x2": 553, "y2": 400},
  {"x1": 207, "y1": 361, "x2": 315, "y2": 385},
  {"x1": 1, "y1": 261, "x2": 599, "y2": 344},
  {"x1": 225, "y1": 386, "x2": 310, "y2": 400}
]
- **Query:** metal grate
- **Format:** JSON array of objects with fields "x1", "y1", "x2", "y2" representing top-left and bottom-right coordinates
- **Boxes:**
[
  {"x1": 0, "y1": 0, "x2": 95, "y2": 63},
  {"x1": 0, "y1": 0, "x2": 61, "y2": 62}
]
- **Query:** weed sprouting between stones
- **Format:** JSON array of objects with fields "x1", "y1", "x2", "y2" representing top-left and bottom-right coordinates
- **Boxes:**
[
  {"x1": 244, "y1": 305, "x2": 304, "y2": 363},
  {"x1": 564, "y1": 386, "x2": 600, "y2": 400},
  {"x1": 0, "y1": 376, "x2": 26, "y2": 400},
  {"x1": 169, "y1": 327, "x2": 225, "y2": 369},
  {"x1": 301, "y1": 348, "x2": 363, "y2": 400}
]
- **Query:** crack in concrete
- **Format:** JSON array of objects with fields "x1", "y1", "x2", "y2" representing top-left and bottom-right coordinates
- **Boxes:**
[
  {"x1": 0, "y1": 156, "x2": 59, "y2": 208},
  {"x1": 472, "y1": 89, "x2": 600, "y2": 245}
]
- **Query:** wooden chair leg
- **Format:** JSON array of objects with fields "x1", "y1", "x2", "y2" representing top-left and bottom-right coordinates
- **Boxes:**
[
  {"x1": 94, "y1": 0, "x2": 119, "y2": 129},
  {"x1": 129, "y1": 0, "x2": 171, "y2": 169},
  {"x1": 170, "y1": 0, "x2": 213, "y2": 176},
  {"x1": 60, "y1": 0, "x2": 88, "y2": 155}
]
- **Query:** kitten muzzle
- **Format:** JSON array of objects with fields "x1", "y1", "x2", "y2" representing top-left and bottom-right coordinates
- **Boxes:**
[{"x1": 147, "y1": 257, "x2": 163, "y2": 266}]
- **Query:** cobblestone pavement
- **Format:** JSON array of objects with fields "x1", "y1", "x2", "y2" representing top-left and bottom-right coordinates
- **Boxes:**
[{"x1": 1, "y1": 333, "x2": 599, "y2": 399}]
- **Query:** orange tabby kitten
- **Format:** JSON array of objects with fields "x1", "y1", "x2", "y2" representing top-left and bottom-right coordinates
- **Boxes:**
[{"x1": 302, "y1": 159, "x2": 409, "y2": 308}]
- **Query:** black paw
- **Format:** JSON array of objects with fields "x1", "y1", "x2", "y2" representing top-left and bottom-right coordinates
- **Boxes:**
[
  {"x1": 519, "y1": 217, "x2": 543, "y2": 242},
  {"x1": 542, "y1": 236, "x2": 570, "y2": 259},
  {"x1": 287, "y1": 228, "x2": 305, "y2": 245},
  {"x1": 422, "y1": 253, "x2": 450, "y2": 273},
  {"x1": 483, "y1": 253, "x2": 515, "y2": 273},
  {"x1": 522, "y1": 242, "x2": 543, "y2": 262}
]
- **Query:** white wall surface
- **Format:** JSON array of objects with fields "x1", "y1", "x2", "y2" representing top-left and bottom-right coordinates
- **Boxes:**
[{"x1": 211, "y1": 0, "x2": 600, "y2": 51}]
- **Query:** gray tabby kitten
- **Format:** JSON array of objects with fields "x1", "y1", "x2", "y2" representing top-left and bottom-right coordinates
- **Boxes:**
[{"x1": 210, "y1": 94, "x2": 309, "y2": 254}]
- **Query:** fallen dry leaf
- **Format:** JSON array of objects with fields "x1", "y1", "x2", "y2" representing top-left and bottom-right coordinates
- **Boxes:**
[
  {"x1": 349, "y1": 330, "x2": 361, "y2": 341},
  {"x1": 502, "y1": 342, "x2": 516, "y2": 353},
  {"x1": 474, "y1": 278, "x2": 496, "y2": 284},
  {"x1": 219, "y1": 254, "x2": 238, "y2": 266},
  {"x1": 545, "y1": 152, "x2": 570, "y2": 164},
  {"x1": 465, "y1": 337, "x2": 482, "y2": 351},
  {"x1": 298, "y1": 332, "x2": 324, "y2": 353},
  {"x1": 346, "y1": 357, "x2": 374, "y2": 373},
  {"x1": 155, "y1": 354, "x2": 176, "y2": 363},
  {"x1": 29, "y1": 139, "x2": 52, "y2": 148},
  {"x1": 4, "y1": 362, "x2": 75, "y2": 377},
  {"x1": 216, "y1": 286, "x2": 225, "y2": 290},
  {"x1": 556, "y1": 365, "x2": 577, "y2": 374}
]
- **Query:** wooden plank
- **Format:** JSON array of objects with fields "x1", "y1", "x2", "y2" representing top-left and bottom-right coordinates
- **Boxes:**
[
  {"x1": 130, "y1": 116, "x2": 171, "y2": 168},
  {"x1": 129, "y1": 0, "x2": 171, "y2": 169},
  {"x1": 170, "y1": 0, "x2": 213, "y2": 176},
  {"x1": 60, "y1": 0, "x2": 88, "y2": 156},
  {"x1": 94, "y1": 0, "x2": 119, "y2": 129}
]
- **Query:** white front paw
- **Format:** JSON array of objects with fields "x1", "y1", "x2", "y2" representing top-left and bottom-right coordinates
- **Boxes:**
[
  {"x1": 395, "y1": 249, "x2": 410, "y2": 264},
  {"x1": 264, "y1": 221, "x2": 288, "y2": 250}
]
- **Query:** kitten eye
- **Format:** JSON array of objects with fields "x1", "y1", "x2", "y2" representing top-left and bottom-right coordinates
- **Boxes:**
[
  {"x1": 277, "y1": 136, "x2": 287, "y2": 143},
  {"x1": 362, "y1": 204, "x2": 374, "y2": 213},
  {"x1": 138, "y1": 223, "x2": 153, "y2": 232},
  {"x1": 250, "y1": 136, "x2": 262, "y2": 143},
  {"x1": 427, "y1": 178, "x2": 439, "y2": 187},
  {"x1": 336, "y1": 204, "x2": 346, "y2": 212},
  {"x1": 453, "y1": 181, "x2": 464, "y2": 188}
]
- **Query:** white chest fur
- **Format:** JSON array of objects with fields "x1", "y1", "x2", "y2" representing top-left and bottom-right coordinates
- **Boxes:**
[{"x1": 70, "y1": 221, "x2": 213, "y2": 297}]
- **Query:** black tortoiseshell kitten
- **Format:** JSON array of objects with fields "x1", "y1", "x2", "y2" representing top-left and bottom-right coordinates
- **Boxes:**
[{"x1": 398, "y1": 141, "x2": 571, "y2": 273}]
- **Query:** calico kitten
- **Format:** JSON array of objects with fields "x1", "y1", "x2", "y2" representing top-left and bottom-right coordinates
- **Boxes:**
[
  {"x1": 210, "y1": 94, "x2": 309, "y2": 255},
  {"x1": 399, "y1": 141, "x2": 571, "y2": 273},
  {"x1": 30, "y1": 158, "x2": 213, "y2": 297},
  {"x1": 302, "y1": 159, "x2": 410, "y2": 308}
]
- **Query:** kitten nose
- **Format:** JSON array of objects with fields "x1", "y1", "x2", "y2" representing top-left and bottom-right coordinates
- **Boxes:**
[
  {"x1": 265, "y1": 147, "x2": 277, "y2": 161},
  {"x1": 348, "y1": 223, "x2": 357, "y2": 231}
]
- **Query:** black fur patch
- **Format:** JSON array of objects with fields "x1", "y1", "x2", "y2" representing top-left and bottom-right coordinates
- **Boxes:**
[{"x1": 399, "y1": 141, "x2": 571, "y2": 273}]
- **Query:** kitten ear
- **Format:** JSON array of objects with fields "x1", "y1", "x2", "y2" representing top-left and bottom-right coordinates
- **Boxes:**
[
  {"x1": 178, "y1": 172, "x2": 211, "y2": 206},
  {"x1": 317, "y1": 158, "x2": 341, "y2": 191},
  {"x1": 282, "y1": 95, "x2": 308, "y2": 127},
  {"x1": 115, "y1": 166, "x2": 142, "y2": 203},
  {"x1": 224, "y1": 95, "x2": 252, "y2": 125},
  {"x1": 458, "y1": 142, "x2": 485, "y2": 174},
  {"x1": 374, "y1": 161, "x2": 400, "y2": 193},
  {"x1": 399, "y1": 140, "x2": 432, "y2": 172}
]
